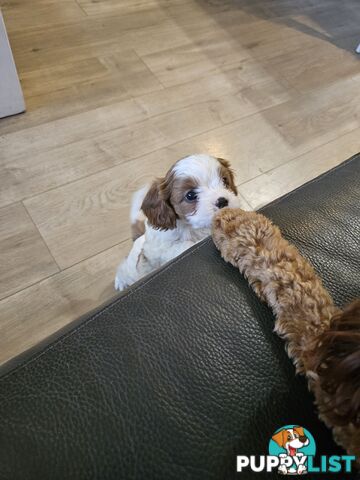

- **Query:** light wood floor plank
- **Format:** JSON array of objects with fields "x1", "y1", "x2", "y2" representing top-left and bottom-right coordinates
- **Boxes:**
[
  {"x1": 261, "y1": 75, "x2": 360, "y2": 148},
  {"x1": 20, "y1": 57, "x2": 109, "y2": 98},
  {"x1": 0, "y1": 139, "x2": 116, "y2": 208},
  {"x1": 0, "y1": 49, "x2": 164, "y2": 136},
  {"x1": 163, "y1": 75, "x2": 360, "y2": 184},
  {"x1": 0, "y1": 98, "x2": 145, "y2": 159},
  {"x1": 7, "y1": 16, "x2": 192, "y2": 60},
  {"x1": 1, "y1": 0, "x2": 86, "y2": 33},
  {"x1": 140, "y1": 46, "x2": 267, "y2": 88},
  {"x1": 0, "y1": 203, "x2": 59, "y2": 300},
  {"x1": 263, "y1": 41, "x2": 360, "y2": 93},
  {"x1": 77, "y1": 0, "x2": 188, "y2": 17},
  {"x1": 0, "y1": 76, "x2": 292, "y2": 208},
  {"x1": 135, "y1": 74, "x2": 294, "y2": 119},
  {"x1": 20, "y1": 50, "x2": 163, "y2": 99},
  {"x1": 239, "y1": 128, "x2": 360, "y2": 208}
]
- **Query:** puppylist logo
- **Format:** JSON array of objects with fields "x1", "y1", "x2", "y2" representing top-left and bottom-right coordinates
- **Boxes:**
[
  {"x1": 269, "y1": 425, "x2": 315, "y2": 475},
  {"x1": 237, "y1": 425, "x2": 356, "y2": 475}
]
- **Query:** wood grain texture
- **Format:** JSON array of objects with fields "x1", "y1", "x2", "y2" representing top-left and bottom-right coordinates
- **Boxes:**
[
  {"x1": 1, "y1": 0, "x2": 86, "y2": 33},
  {"x1": 263, "y1": 41, "x2": 360, "y2": 93},
  {"x1": 77, "y1": 0, "x2": 188, "y2": 17},
  {"x1": 262, "y1": 75, "x2": 360, "y2": 148},
  {"x1": 136, "y1": 73, "x2": 294, "y2": 118},
  {"x1": 19, "y1": 50, "x2": 163, "y2": 100},
  {"x1": 0, "y1": 49, "x2": 163, "y2": 136},
  {"x1": 139, "y1": 35, "x2": 252, "y2": 87},
  {"x1": 0, "y1": 0, "x2": 359, "y2": 364},
  {"x1": 0, "y1": 49, "x2": 163, "y2": 134},
  {"x1": 20, "y1": 57, "x2": 109, "y2": 98},
  {"x1": 0, "y1": 98, "x2": 145, "y2": 158},
  {"x1": 0, "y1": 74, "x2": 293, "y2": 209},
  {"x1": 239, "y1": 128, "x2": 360, "y2": 208},
  {"x1": 0, "y1": 203, "x2": 58, "y2": 300}
]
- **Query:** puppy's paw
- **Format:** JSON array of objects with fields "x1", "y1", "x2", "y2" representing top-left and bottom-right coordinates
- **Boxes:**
[
  {"x1": 114, "y1": 273, "x2": 128, "y2": 291},
  {"x1": 297, "y1": 465, "x2": 307, "y2": 475}
]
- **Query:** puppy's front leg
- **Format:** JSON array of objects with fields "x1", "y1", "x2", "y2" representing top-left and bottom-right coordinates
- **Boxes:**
[
  {"x1": 114, "y1": 261, "x2": 132, "y2": 291},
  {"x1": 115, "y1": 235, "x2": 147, "y2": 291}
]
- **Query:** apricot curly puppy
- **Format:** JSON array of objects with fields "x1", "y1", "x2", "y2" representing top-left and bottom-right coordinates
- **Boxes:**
[{"x1": 212, "y1": 207, "x2": 360, "y2": 459}]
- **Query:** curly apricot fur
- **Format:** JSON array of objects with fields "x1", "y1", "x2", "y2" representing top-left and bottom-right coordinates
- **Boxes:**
[{"x1": 212, "y1": 208, "x2": 360, "y2": 460}]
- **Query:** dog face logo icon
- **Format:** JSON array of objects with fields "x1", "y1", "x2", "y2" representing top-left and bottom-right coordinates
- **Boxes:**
[
  {"x1": 237, "y1": 425, "x2": 354, "y2": 475},
  {"x1": 269, "y1": 425, "x2": 316, "y2": 475}
]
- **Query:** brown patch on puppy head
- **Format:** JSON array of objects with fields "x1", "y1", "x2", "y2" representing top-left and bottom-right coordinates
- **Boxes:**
[
  {"x1": 169, "y1": 176, "x2": 199, "y2": 219},
  {"x1": 217, "y1": 157, "x2": 238, "y2": 195},
  {"x1": 141, "y1": 174, "x2": 177, "y2": 230}
]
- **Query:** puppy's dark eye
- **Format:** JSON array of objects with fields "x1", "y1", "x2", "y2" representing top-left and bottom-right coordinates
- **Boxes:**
[
  {"x1": 185, "y1": 190, "x2": 197, "y2": 201},
  {"x1": 223, "y1": 176, "x2": 229, "y2": 186}
]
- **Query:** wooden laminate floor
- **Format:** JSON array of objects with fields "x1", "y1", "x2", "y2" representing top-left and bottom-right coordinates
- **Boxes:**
[{"x1": 0, "y1": 0, "x2": 359, "y2": 365}]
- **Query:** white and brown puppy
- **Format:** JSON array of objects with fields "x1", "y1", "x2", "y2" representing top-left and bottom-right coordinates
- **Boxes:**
[{"x1": 115, "y1": 154, "x2": 240, "y2": 290}]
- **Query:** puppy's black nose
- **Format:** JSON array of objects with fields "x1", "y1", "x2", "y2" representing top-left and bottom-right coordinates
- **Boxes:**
[
  {"x1": 216, "y1": 197, "x2": 228, "y2": 209},
  {"x1": 299, "y1": 436, "x2": 307, "y2": 443}
]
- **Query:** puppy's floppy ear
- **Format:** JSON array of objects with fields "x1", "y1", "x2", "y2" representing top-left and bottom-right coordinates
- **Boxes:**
[
  {"x1": 293, "y1": 426, "x2": 305, "y2": 437},
  {"x1": 217, "y1": 157, "x2": 231, "y2": 168},
  {"x1": 217, "y1": 157, "x2": 238, "y2": 195},
  {"x1": 141, "y1": 178, "x2": 177, "y2": 230},
  {"x1": 271, "y1": 429, "x2": 287, "y2": 447}
]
